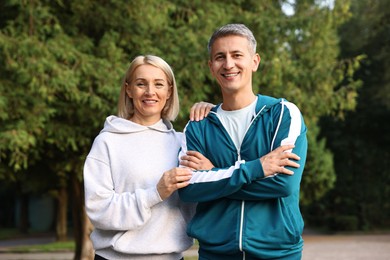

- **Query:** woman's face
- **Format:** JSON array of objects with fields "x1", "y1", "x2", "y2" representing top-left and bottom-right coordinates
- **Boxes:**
[{"x1": 126, "y1": 64, "x2": 172, "y2": 125}]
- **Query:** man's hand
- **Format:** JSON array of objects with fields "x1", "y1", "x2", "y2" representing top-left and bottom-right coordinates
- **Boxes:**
[
  {"x1": 157, "y1": 168, "x2": 192, "y2": 200},
  {"x1": 180, "y1": 151, "x2": 214, "y2": 170},
  {"x1": 260, "y1": 145, "x2": 300, "y2": 177},
  {"x1": 190, "y1": 102, "x2": 215, "y2": 121}
]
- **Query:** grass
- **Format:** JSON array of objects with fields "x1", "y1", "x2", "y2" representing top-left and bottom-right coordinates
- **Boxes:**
[
  {"x1": 5, "y1": 241, "x2": 75, "y2": 253},
  {"x1": 0, "y1": 228, "x2": 75, "y2": 253},
  {"x1": 0, "y1": 228, "x2": 199, "y2": 257},
  {"x1": 0, "y1": 228, "x2": 21, "y2": 240}
]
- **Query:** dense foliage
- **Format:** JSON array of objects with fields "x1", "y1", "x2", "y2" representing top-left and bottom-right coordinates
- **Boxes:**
[
  {"x1": 310, "y1": 0, "x2": 390, "y2": 231},
  {"x1": 1, "y1": 0, "x2": 382, "y2": 248}
]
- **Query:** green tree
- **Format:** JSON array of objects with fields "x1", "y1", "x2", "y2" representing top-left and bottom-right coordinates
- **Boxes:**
[
  {"x1": 0, "y1": 0, "x2": 362, "y2": 257},
  {"x1": 0, "y1": 0, "x2": 126, "y2": 258},
  {"x1": 312, "y1": 0, "x2": 390, "y2": 230},
  {"x1": 199, "y1": 0, "x2": 362, "y2": 204}
]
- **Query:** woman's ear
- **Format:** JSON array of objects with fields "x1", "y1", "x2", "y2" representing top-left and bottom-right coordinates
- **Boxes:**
[
  {"x1": 125, "y1": 82, "x2": 132, "y2": 98},
  {"x1": 167, "y1": 85, "x2": 173, "y2": 99}
]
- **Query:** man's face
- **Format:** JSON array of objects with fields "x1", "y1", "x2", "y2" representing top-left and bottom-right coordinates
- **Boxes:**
[{"x1": 208, "y1": 35, "x2": 260, "y2": 94}]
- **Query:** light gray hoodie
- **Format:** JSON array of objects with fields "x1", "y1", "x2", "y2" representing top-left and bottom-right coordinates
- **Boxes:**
[{"x1": 84, "y1": 115, "x2": 194, "y2": 260}]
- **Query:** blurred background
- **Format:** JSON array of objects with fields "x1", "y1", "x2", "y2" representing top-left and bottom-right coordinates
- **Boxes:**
[{"x1": 0, "y1": 0, "x2": 389, "y2": 259}]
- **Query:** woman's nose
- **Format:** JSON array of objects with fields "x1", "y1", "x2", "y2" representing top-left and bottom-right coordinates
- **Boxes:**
[{"x1": 144, "y1": 85, "x2": 155, "y2": 95}]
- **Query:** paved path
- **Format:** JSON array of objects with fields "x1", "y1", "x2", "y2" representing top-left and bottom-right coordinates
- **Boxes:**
[
  {"x1": 0, "y1": 234, "x2": 389, "y2": 259},
  {"x1": 302, "y1": 234, "x2": 390, "y2": 260}
]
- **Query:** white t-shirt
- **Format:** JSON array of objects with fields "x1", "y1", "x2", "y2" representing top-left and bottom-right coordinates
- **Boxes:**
[{"x1": 217, "y1": 97, "x2": 258, "y2": 150}]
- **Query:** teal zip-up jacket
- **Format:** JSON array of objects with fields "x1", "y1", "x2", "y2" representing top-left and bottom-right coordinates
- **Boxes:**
[{"x1": 178, "y1": 94, "x2": 308, "y2": 259}]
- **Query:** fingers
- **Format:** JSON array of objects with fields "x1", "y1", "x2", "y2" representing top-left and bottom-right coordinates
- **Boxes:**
[
  {"x1": 180, "y1": 151, "x2": 201, "y2": 168},
  {"x1": 184, "y1": 150, "x2": 204, "y2": 160},
  {"x1": 272, "y1": 145, "x2": 300, "y2": 160},
  {"x1": 180, "y1": 159, "x2": 196, "y2": 170},
  {"x1": 281, "y1": 157, "x2": 300, "y2": 168},
  {"x1": 190, "y1": 102, "x2": 214, "y2": 121},
  {"x1": 180, "y1": 151, "x2": 214, "y2": 171},
  {"x1": 260, "y1": 145, "x2": 302, "y2": 177},
  {"x1": 278, "y1": 167, "x2": 294, "y2": 175},
  {"x1": 170, "y1": 168, "x2": 192, "y2": 180},
  {"x1": 157, "y1": 168, "x2": 192, "y2": 200},
  {"x1": 180, "y1": 156, "x2": 199, "y2": 170},
  {"x1": 281, "y1": 153, "x2": 300, "y2": 161}
]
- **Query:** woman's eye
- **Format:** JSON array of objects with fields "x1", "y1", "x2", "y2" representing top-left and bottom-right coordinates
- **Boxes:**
[{"x1": 136, "y1": 83, "x2": 145, "y2": 87}]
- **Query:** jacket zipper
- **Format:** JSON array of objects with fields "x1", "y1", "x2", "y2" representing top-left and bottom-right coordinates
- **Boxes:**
[
  {"x1": 239, "y1": 200, "x2": 245, "y2": 252},
  {"x1": 238, "y1": 105, "x2": 267, "y2": 255}
]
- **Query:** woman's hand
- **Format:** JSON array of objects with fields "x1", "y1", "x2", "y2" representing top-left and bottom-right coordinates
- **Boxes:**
[
  {"x1": 190, "y1": 102, "x2": 215, "y2": 121},
  {"x1": 180, "y1": 151, "x2": 214, "y2": 171},
  {"x1": 157, "y1": 168, "x2": 192, "y2": 200}
]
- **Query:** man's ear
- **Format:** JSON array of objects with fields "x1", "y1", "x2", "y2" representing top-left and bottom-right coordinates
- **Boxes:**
[
  {"x1": 252, "y1": 53, "x2": 261, "y2": 72},
  {"x1": 208, "y1": 60, "x2": 215, "y2": 76}
]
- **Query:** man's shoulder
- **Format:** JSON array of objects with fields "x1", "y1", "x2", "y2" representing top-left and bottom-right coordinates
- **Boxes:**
[
  {"x1": 257, "y1": 94, "x2": 282, "y2": 108},
  {"x1": 184, "y1": 112, "x2": 219, "y2": 133}
]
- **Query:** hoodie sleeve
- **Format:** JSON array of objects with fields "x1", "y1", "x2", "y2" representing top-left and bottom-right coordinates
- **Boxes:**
[
  {"x1": 84, "y1": 136, "x2": 162, "y2": 231},
  {"x1": 226, "y1": 101, "x2": 308, "y2": 200}
]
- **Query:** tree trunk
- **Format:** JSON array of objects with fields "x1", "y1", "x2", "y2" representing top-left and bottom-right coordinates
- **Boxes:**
[
  {"x1": 56, "y1": 185, "x2": 68, "y2": 241},
  {"x1": 71, "y1": 171, "x2": 94, "y2": 260},
  {"x1": 82, "y1": 215, "x2": 94, "y2": 260},
  {"x1": 19, "y1": 193, "x2": 29, "y2": 234}
]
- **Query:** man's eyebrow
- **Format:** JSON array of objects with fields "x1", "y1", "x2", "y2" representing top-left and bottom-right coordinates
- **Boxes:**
[
  {"x1": 213, "y1": 52, "x2": 225, "y2": 58},
  {"x1": 213, "y1": 50, "x2": 243, "y2": 57},
  {"x1": 230, "y1": 50, "x2": 244, "y2": 54}
]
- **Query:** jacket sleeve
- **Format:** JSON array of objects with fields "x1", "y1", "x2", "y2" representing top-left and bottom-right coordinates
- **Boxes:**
[
  {"x1": 227, "y1": 132, "x2": 307, "y2": 200},
  {"x1": 227, "y1": 101, "x2": 308, "y2": 200},
  {"x1": 178, "y1": 121, "x2": 265, "y2": 203},
  {"x1": 179, "y1": 159, "x2": 266, "y2": 202}
]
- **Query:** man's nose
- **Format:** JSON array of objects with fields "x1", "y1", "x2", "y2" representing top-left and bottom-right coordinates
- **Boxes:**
[{"x1": 224, "y1": 56, "x2": 234, "y2": 69}]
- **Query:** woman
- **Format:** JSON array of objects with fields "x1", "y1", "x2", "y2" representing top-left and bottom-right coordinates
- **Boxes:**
[{"x1": 84, "y1": 55, "x2": 213, "y2": 260}]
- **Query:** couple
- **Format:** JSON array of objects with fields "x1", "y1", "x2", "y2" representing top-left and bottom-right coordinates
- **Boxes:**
[{"x1": 84, "y1": 24, "x2": 307, "y2": 260}]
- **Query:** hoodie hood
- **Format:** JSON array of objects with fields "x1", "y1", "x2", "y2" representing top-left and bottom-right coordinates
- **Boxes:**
[{"x1": 100, "y1": 115, "x2": 174, "y2": 134}]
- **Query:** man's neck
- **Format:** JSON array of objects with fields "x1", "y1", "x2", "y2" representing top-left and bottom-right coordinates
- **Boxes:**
[{"x1": 221, "y1": 92, "x2": 257, "y2": 111}]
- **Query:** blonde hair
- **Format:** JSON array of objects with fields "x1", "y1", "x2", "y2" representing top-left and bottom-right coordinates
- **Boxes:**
[{"x1": 117, "y1": 55, "x2": 179, "y2": 121}]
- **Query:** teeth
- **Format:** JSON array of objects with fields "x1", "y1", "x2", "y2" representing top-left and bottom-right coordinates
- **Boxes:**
[
  {"x1": 224, "y1": 73, "x2": 238, "y2": 77},
  {"x1": 143, "y1": 100, "x2": 157, "y2": 104}
]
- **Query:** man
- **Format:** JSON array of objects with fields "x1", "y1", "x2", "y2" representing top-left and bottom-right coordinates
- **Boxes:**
[{"x1": 179, "y1": 24, "x2": 308, "y2": 260}]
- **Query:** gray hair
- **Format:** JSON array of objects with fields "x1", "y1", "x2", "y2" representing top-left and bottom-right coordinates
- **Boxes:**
[{"x1": 207, "y1": 24, "x2": 257, "y2": 55}]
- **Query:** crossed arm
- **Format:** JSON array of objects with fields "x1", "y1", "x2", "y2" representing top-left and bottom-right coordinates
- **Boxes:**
[
  {"x1": 156, "y1": 102, "x2": 302, "y2": 202},
  {"x1": 180, "y1": 144, "x2": 300, "y2": 177}
]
